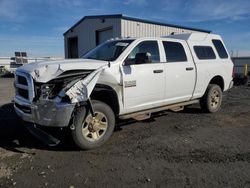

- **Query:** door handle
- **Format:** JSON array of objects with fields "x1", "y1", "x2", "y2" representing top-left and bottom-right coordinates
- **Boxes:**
[
  {"x1": 186, "y1": 67, "x2": 194, "y2": 71},
  {"x1": 153, "y1": 70, "x2": 163, "y2": 73}
]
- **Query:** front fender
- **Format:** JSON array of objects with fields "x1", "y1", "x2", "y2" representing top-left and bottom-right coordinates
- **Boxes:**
[{"x1": 65, "y1": 66, "x2": 107, "y2": 103}]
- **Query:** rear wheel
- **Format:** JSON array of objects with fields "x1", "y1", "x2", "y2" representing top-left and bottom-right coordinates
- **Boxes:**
[
  {"x1": 200, "y1": 84, "x2": 222, "y2": 113},
  {"x1": 71, "y1": 100, "x2": 115, "y2": 150}
]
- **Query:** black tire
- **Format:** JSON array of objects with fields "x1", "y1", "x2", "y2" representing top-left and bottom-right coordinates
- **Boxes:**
[
  {"x1": 71, "y1": 100, "x2": 115, "y2": 150},
  {"x1": 200, "y1": 84, "x2": 222, "y2": 113}
]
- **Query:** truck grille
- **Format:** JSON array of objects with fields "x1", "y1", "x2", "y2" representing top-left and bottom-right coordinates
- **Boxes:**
[
  {"x1": 15, "y1": 71, "x2": 35, "y2": 103},
  {"x1": 18, "y1": 88, "x2": 29, "y2": 99},
  {"x1": 17, "y1": 75, "x2": 28, "y2": 85}
]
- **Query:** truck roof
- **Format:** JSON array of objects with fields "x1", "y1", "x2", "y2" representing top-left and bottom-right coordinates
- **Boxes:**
[
  {"x1": 109, "y1": 33, "x2": 222, "y2": 42},
  {"x1": 164, "y1": 33, "x2": 222, "y2": 42}
]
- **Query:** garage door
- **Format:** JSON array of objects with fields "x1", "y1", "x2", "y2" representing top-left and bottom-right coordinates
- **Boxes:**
[
  {"x1": 68, "y1": 37, "x2": 78, "y2": 58},
  {"x1": 96, "y1": 28, "x2": 113, "y2": 45}
]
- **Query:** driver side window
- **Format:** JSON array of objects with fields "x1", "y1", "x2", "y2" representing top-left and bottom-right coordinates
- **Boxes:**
[{"x1": 126, "y1": 41, "x2": 160, "y2": 65}]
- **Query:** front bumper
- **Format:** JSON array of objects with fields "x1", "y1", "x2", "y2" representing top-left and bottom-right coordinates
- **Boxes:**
[{"x1": 14, "y1": 97, "x2": 75, "y2": 127}]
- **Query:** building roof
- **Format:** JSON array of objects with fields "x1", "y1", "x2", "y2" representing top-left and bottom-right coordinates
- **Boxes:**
[{"x1": 63, "y1": 14, "x2": 211, "y2": 35}]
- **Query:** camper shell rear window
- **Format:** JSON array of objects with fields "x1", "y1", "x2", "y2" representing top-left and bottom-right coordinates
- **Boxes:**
[{"x1": 212, "y1": 39, "x2": 229, "y2": 59}]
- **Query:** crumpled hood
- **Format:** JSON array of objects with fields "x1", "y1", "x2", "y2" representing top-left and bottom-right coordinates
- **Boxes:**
[{"x1": 17, "y1": 58, "x2": 108, "y2": 83}]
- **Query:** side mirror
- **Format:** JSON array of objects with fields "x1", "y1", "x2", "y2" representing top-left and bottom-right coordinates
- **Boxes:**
[
  {"x1": 135, "y1": 52, "x2": 152, "y2": 64},
  {"x1": 123, "y1": 52, "x2": 152, "y2": 66},
  {"x1": 124, "y1": 59, "x2": 134, "y2": 66}
]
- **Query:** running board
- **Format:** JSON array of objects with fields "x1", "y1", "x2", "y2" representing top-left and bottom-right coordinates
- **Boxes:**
[
  {"x1": 133, "y1": 113, "x2": 151, "y2": 121},
  {"x1": 169, "y1": 106, "x2": 184, "y2": 112},
  {"x1": 120, "y1": 100, "x2": 199, "y2": 120},
  {"x1": 26, "y1": 124, "x2": 60, "y2": 146}
]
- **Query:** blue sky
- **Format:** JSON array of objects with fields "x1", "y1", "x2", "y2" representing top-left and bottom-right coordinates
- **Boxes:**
[{"x1": 0, "y1": 0, "x2": 250, "y2": 57}]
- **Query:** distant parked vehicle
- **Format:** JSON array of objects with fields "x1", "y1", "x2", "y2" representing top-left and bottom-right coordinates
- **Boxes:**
[{"x1": 0, "y1": 66, "x2": 5, "y2": 74}]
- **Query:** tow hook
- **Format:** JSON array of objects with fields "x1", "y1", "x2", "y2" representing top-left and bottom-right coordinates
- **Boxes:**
[{"x1": 70, "y1": 124, "x2": 75, "y2": 130}]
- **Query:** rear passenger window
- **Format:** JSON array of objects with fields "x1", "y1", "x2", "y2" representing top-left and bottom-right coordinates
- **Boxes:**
[
  {"x1": 212, "y1": 39, "x2": 228, "y2": 59},
  {"x1": 163, "y1": 41, "x2": 187, "y2": 62},
  {"x1": 194, "y1": 46, "x2": 216, "y2": 60}
]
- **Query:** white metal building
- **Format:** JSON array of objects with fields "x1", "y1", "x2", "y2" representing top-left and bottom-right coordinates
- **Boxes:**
[{"x1": 64, "y1": 14, "x2": 210, "y2": 58}]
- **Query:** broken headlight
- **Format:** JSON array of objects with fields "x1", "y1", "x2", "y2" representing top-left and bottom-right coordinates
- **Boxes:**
[
  {"x1": 35, "y1": 70, "x2": 92, "y2": 101},
  {"x1": 36, "y1": 77, "x2": 83, "y2": 100},
  {"x1": 35, "y1": 81, "x2": 65, "y2": 100},
  {"x1": 40, "y1": 84, "x2": 55, "y2": 99}
]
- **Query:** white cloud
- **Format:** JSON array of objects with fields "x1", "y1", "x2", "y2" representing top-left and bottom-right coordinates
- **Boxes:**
[
  {"x1": 123, "y1": 0, "x2": 147, "y2": 6},
  {"x1": 0, "y1": 0, "x2": 85, "y2": 22},
  {"x1": 0, "y1": 0, "x2": 23, "y2": 20},
  {"x1": 45, "y1": 0, "x2": 84, "y2": 7},
  {"x1": 0, "y1": 35, "x2": 61, "y2": 45},
  {"x1": 160, "y1": 0, "x2": 250, "y2": 22},
  {"x1": 10, "y1": 24, "x2": 23, "y2": 32},
  {"x1": 0, "y1": 35, "x2": 63, "y2": 57},
  {"x1": 53, "y1": 26, "x2": 69, "y2": 33},
  {"x1": 191, "y1": 0, "x2": 250, "y2": 21}
]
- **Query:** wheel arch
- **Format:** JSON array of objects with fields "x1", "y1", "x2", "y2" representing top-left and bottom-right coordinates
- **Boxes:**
[
  {"x1": 90, "y1": 84, "x2": 120, "y2": 116},
  {"x1": 208, "y1": 75, "x2": 225, "y2": 91}
]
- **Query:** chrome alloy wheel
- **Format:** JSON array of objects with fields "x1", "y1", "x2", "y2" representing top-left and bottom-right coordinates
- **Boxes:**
[
  {"x1": 210, "y1": 90, "x2": 220, "y2": 108},
  {"x1": 82, "y1": 112, "x2": 108, "y2": 142}
]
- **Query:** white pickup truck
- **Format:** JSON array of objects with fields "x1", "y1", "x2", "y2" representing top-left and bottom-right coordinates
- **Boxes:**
[{"x1": 14, "y1": 33, "x2": 234, "y2": 149}]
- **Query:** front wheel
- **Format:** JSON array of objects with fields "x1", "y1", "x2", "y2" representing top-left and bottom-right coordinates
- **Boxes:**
[
  {"x1": 71, "y1": 100, "x2": 115, "y2": 150},
  {"x1": 200, "y1": 84, "x2": 222, "y2": 113}
]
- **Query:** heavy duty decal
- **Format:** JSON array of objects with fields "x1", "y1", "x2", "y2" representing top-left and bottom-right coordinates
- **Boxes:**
[{"x1": 124, "y1": 80, "x2": 136, "y2": 88}]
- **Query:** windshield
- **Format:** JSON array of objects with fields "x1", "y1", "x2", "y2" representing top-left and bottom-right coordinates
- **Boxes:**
[{"x1": 83, "y1": 40, "x2": 134, "y2": 61}]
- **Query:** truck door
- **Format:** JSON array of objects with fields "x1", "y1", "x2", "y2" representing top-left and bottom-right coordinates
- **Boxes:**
[
  {"x1": 161, "y1": 40, "x2": 196, "y2": 104},
  {"x1": 121, "y1": 40, "x2": 165, "y2": 112}
]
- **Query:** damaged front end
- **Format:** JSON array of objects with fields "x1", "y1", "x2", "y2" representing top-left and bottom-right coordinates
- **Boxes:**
[{"x1": 14, "y1": 66, "x2": 106, "y2": 129}]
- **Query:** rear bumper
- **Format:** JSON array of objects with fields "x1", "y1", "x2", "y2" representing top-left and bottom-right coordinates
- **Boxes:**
[{"x1": 14, "y1": 97, "x2": 75, "y2": 127}]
